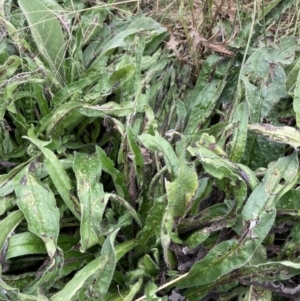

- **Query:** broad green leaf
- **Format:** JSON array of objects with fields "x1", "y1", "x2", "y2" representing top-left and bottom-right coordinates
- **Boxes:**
[
  {"x1": 135, "y1": 196, "x2": 166, "y2": 257},
  {"x1": 141, "y1": 254, "x2": 159, "y2": 276},
  {"x1": 18, "y1": 0, "x2": 66, "y2": 80},
  {"x1": 13, "y1": 162, "x2": 60, "y2": 262},
  {"x1": 126, "y1": 125, "x2": 144, "y2": 181},
  {"x1": 0, "y1": 160, "x2": 34, "y2": 196},
  {"x1": 24, "y1": 128, "x2": 80, "y2": 219},
  {"x1": 181, "y1": 260, "x2": 300, "y2": 300},
  {"x1": 242, "y1": 151, "x2": 299, "y2": 222},
  {"x1": 243, "y1": 132, "x2": 286, "y2": 170},
  {"x1": 242, "y1": 65, "x2": 287, "y2": 122},
  {"x1": 188, "y1": 134, "x2": 247, "y2": 210},
  {"x1": 107, "y1": 65, "x2": 135, "y2": 87},
  {"x1": 51, "y1": 230, "x2": 118, "y2": 301},
  {"x1": 115, "y1": 239, "x2": 135, "y2": 261},
  {"x1": 0, "y1": 277, "x2": 27, "y2": 301},
  {"x1": 95, "y1": 16, "x2": 166, "y2": 60},
  {"x1": 122, "y1": 278, "x2": 142, "y2": 301},
  {"x1": 79, "y1": 101, "x2": 134, "y2": 117},
  {"x1": 185, "y1": 55, "x2": 220, "y2": 114},
  {"x1": 0, "y1": 196, "x2": 15, "y2": 215},
  {"x1": 182, "y1": 201, "x2": 236, "y2": 248},
  {"x1": 160, "y1": 209, "x2": 179, "y2": 268},
  {"x1": 127, "y1": 16, "x2": 167, "y2": 35},
  {"x1": 241, "y1": 43, "x2": 289, "y2": 169},
  {"x1": 184, "y1": 79, "x2": 225, "y2": 139},
  {"x1": 99, "y1": 29, "x2": 141, "y2": 57},
  {"x1": 0, "y1": 18, "x2": 31, "y2": 53},
  {"x1": 104, "y1": 193, "x2": 142, "y2": 227},
  {"x1": 239, "y1": 260, "x2": 300, "y2": 282},
  {"x1": 145, "y1": 282, "x2": 168, "y2": 301},
  {"x1": 14, "y1": 162, "x2": 63, "y2": 293},
  {"x1": 43, "y1": 102, "x2": 86, "y2": 137},
  {"x1": 79, "y1": 7, "x2": 110, "y2": 46},
  {"x1": 3, "y1": 73, "x2": 44, "y2": 107},
  {"x1": 59, "y1": 250, "x2": 94, "y2": 279},
  {"x1": 166, "y1": 164, "x2": 198, "y2": 218},
  {"x1": 0, "y1": 56, "x2": 21, "y2": 80},
  {"x1": 177, "y1": 152, "x2": 298, "y2": 289},
  {"x1": 73, "y1": 152, "x2": 106, "y2": 251},
  {"x1": 0, "y1": 181, "x2": 14, "y2": 197},
  {"x1": 141, "y1": 49, "x2": 162, "y2": 71},
  {"x1": 6, "y1": 232, "x2": 46, "y2": 260},
  {"x1": 6, "y1": 233, "x2": 79, "y2": 260},
  {"x1": 236, "y1": 163, "x2": 259, "y2": 191},
  {"x1": 248, "y1": 123, "x2": 300, "y2": 148},
  {"x1": 241, "y1": 76, "x2": 286, "y2": 169},
  {"x1": 96, "y1": 146, "x2": 129, "y2": 199},
  {"x1": 51, "y1": 74, "x2": 99, "y2": 108},
  {"x1": 287, "y1": 56, "x2": 300, "y2": 92},
  {"x1": 294, "y1": 70, "x2": 300, "y2": 126},
  {"x1": 228, "y1": 102, "x2": 249, "y2": 162},
  {"x1": 0, "y1": 211, "x2": 23, "y2": 257},
  {"x1": 277, "y1": 190, "x2": 300, "y2": 211},
  {"x1": 139, "y1": 134, "x2": 179, "y2": 177}
]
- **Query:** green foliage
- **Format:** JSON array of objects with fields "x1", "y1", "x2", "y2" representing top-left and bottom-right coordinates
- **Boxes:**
[{"x1": 0, "y1": 0, "x2": 300, "y2": 300}]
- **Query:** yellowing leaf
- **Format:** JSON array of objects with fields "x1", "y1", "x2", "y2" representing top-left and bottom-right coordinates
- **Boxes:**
[{"x1": 248, "y1": 123, "x2": 300, "y2": 148}]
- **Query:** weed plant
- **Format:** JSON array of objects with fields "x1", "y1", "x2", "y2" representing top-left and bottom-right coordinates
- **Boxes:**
[{"x1": 0, "y1": 0, "x2": 300, "y2": 300}]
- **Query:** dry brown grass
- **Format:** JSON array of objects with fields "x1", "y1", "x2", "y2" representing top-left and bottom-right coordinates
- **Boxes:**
[{"x1": 139, "y1": 0, "x2": 299, "y2": 75}]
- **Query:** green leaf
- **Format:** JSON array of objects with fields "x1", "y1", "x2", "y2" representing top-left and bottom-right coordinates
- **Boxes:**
[
  {"x1": 287, "y1": 56, "x2": 300, "y2": 92},
  {"x1": 242, "y1": 47, "x2": 288, "y2": 121},
  {"x1": 0, "y1": 56, "x2": 21, "y2": 81},
  {"x1": 51, "y1": 230, "x2": 118, "y2": 301},
  {"x1": 142, "y1": 254, "x2": 159, "y2": 276},
  {"x1": 181, "y1": 201, "x2": 236, "y2": 248},
  {"x1": 79, "y1": 101, "x2": 134, "y2": 117},
  {"x1": 135, "y1": 196, "x2": 166, "y2": 256},
  {"x1": 188, "y1": 134, "x2": 248, "y2": 210},
  {"x1": 100, "y1": 29, "x2": 141, "y2": 57},
  {"x1": 166, "y1": 164, "x2": 198, "y2": 218},
  {"x1": 14, "y1": 163, "x2": 60, "y2": 256},
  {"x1": 6, "y1": 233, "x2": 80, "y2": 260},
  {"x1": 177, "y1": 152, "x2": 298, "y2": 289},
  {"x1": 248, "y1": 123, "x2": 300, "y2": 148},
  {"x1": 115, "y1": 239, "x2": 135, "y2": 262},
  {"x1": 0, "y1": 211, "x2": 23, "y2": 257},
  {"x1": 228, "y1": 102, "x2": 249, "y2": 162},
  {"x1": 139, "y1": 134, "x2": 179, "y2": 177},
  {"x1": 242, "y1": 151, "x2": 299, "y2": 222},
  {"x1": 24, "y1": 128, "x2": 80, "y2": 219},
  {"x1": 43, "y1": 102, "x2": 86, "y2": 137},
  {"x1": 126, "y1": 125, "x2": 144, "y2": 180},
  {"x1": 96, "y1": 146, "x2": 129, "y2": 199},
  {"x1": 104, "y1": 193, "x2": 142, "y2": 227},
  {"x1": 50, "y1": 74, "x2": 99, "y2": 108},
  {"x1": 294, "y1": 69, "x2": 300, "y2": 127},
  {"x1": 122, "y1": 278, "x2": 142, "y2": 301},
  {"x1": 0, "y1": 196, "x2": 16, "y2": 215},
  {"x1": 18, "y1": 0, "x2": 66, "y2": 80},
  {"x1": 0, "y1": 277, "x2": 39, "y2": 301},
  {"x1": 73, "y1": 152, "x2": 106, "y2": 251},
  {"x1": 184, "y1": 79, "x2": 225, "y2": 139}
]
